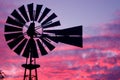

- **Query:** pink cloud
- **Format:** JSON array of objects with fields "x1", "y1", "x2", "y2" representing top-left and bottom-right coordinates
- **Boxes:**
[{"x1": 0, "y1": 4, "x2": 120, "y2": 80}]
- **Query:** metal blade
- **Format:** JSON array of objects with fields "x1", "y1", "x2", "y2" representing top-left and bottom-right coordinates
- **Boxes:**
[
  {"x1": 14, "y1": 39, "x2": 27, "y2": 55},
  {"x1": 5, "y1": 32, "x2": 23, "y2": 41},
  {"x1": 30, "y1": 39, "x2": 39, "y2": 58},
  {"x1": 41, "y1": 38, "x2": 55, "y2": 51},
  {"x1": 35, "y1": 5, "x2": 42, "y2": 21},
  {"x1": 19, "y1": 5, "x2": 29, "y2": 22},
  {"x1": 6, "y1": 16, "x2": 23, "y2": 27},
  {"x1": 7, "y1": 36, "x2": 24, "y2": 49},
  {"x1": 27, "y1": 3, "x2": 34, "y2": 21},
  {"x1": 22, "y1": 39, "x2": 30, "y2": 58},
  {"x1": 43, "y1": 21, "x2": 60, "y2": 28},
  {"x1": 38, "y1": 7, "x2": 51, "y2": 23},
  {"x1": 5, "y1": 25, "x2": 22, "y2": 32},
  {"x1": 11, "y1": 9, "x2": 26, "y2": 24},
  {"x1": 36, "y1": 39, "x2": 48, "y2": 55},
  {"x1": 41, "y1": 13, "x2": 57, "y2": 26},
  {"x1": 44, "y1": 26, "x2": 82, "y2": 35}
]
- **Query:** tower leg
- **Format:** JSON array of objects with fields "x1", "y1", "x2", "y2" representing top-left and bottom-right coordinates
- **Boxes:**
[
  {"x1": 29, "y1": 69, "x2": 32, "y2": 80},
  {"x1": 35, "y1": 68, "x2": 38, "y2": 80},
  {"x1": 23, "y1": 58, "x2": 28, "y2": 80},
  {"x1": 23, "y1": 68, "x2": 27, "y2": 80},
  {"x1": 34, "y1": 59, "x2": 38, "y2": 80},
  {"x1": 29, "y1": 54, "x2": 32, "y2": 80}
]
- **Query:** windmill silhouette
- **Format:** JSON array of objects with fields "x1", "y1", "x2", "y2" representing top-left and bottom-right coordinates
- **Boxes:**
[{"x1": 4, "y1": 3, "x2": 83, "y2": 80}]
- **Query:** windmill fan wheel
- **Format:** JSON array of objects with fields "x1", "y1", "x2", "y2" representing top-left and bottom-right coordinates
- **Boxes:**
[
  {"x1": 4, "y1": 3, "x2": 61, "y2": 58},
  {"x1": 4, "y1": 3, "x2": 83, "y2": 58}
]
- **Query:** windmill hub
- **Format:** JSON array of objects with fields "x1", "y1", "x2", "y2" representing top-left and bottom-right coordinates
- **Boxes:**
[
  {"x1": 27, "y1": 22, "x2": 35, "y2": 38},
  {"x1": 23, "y1": 21, "x2": 43, "y2": 39}
]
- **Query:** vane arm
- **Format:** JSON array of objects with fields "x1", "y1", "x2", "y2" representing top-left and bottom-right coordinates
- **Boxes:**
[
  {"x1": 33, "y1": 10, "x2": 35, "y2": 23},
  {"x1": 35, "y1": 21, "x2": 52, "y2": 30},
  {"x1": 35, "y1": 25, "x2": 42, "y2": 30}
]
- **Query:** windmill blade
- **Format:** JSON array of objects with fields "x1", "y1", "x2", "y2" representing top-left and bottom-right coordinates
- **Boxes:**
[
  {"x1": 41, "y1": 38, "x2": 55, "y2": 51},
  {"x1": 7, "y1": 36, "x2": 24, "y2": 49},
  {"x1": 49, "y1": 36, "x2": 83, "y2": 47},
  {"x1": 36, "y1": 39, "x2": 48, "y2": 55},
  {"x1": 30, "y1": 39, "x2": 39, "y2": 58},
  {"x1": 44, "y1": 26, "x2": 82, "y2": 35},
  {"x1": 43, "y1": 21, "x2": 60, "y2": 28},
  {"x1": 5, "y1": 32, "x2": 23, "y2": 41},
  {"x1": 22, "y1": 39, "x2": 30, "y2": 58},
  {"x1": 38, "y1": 7, "x2": 51, "y2": 23},
  {"x1": 11, "y1": 9, "x2": 26, "y2": 24},
  {"x1": 22, "y1": 39, "x2": 39, "y2": 58},
  {"x1": 41, "y1": 13, "x2": 57, "y2": 26},
  {"x1": 6, "y1": 16, "x2": 23, "y2": 27},
  {"x1": 19, "y1": 5, "x2": 29, "y2": 22},
  {"x1": 5, "y1": 25, "x2": 22, "y2": 32},
  {"x1": 35, "y1": 5, "x2": 42, "y2": 21},
  {"x1": 27, "y1": 3, "x2": 34, "y2": 21},
  {"x1": 14, "y1": 39, "x2": 27, "y2": 55}
]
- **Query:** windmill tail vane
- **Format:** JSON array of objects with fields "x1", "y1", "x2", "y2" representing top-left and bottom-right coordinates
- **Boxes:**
[{"x1": 4, "y1": 3, "x2": 83, "y2": 80}]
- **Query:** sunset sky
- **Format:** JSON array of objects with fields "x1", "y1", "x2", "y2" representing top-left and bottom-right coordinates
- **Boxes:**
[{"x1": 0, "y1": 0, "x2": 120, "y2": 80}]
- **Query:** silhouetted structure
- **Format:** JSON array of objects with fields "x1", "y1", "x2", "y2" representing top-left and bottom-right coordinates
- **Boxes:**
[
  {"x1": 4, "y1": 3, "x2": 83, "y2": 80},
  {"x1": 0, "y1": 70, "x2": 5, "y2": 80}
]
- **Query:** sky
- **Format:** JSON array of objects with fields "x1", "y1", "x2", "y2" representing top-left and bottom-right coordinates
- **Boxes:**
[{"x1": 0, "y1": 0, "x2": 120, "y2": 80}]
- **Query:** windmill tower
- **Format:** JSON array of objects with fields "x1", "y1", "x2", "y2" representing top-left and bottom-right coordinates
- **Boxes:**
[{"x1": 4, "y1": 3, "x2": 83, "y2": 80}]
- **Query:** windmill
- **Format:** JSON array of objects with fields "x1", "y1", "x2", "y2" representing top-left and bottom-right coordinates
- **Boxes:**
[{"x1": 4, "y1": 3, "x2": 83, "y2": 80}]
